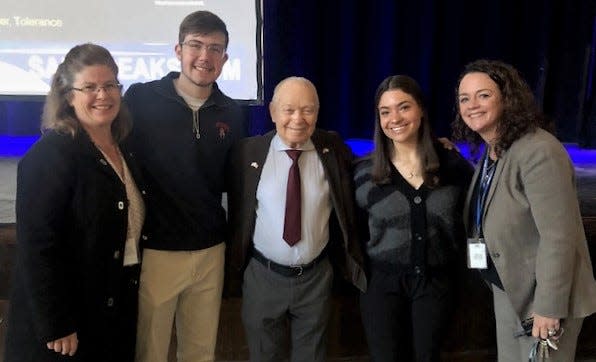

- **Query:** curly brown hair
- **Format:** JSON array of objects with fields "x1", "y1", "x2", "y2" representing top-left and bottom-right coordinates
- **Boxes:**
[{"x1": 451, "y1": 59, "x2": 554, "y2": 158}]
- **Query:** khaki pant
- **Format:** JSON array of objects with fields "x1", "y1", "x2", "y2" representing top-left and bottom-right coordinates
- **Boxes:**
[{"x1": 135, "y1": 243, "x2": 225, "y2": 362}]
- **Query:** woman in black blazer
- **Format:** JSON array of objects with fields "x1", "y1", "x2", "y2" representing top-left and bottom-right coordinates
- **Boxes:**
[{"x1": 4, "y1": 43, "x2": 147, "y2": 361}]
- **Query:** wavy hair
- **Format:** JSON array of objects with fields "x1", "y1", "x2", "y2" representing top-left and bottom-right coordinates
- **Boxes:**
[
  {"x1": 452, "y1": 59, "x2": 553, "y2": 158},
  {"x1": 371, "y1": 75, "x2": 440, "y2": 187},
  {"x1": 41, "y1": 43, "x2": 131, "y2": 142}
]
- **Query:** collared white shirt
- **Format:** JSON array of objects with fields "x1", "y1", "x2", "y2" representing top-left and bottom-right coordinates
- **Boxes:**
[{"x1": 253, "y1": 135, "x2": 331, "y2": 265}]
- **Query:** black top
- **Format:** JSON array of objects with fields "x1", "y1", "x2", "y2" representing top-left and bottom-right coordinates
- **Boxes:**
[
  {"x1": 125, "y1": 72, "x2": 248, "y2": 251},
  {"x1": 5, "y1": 130, "x2": 147, "y2": 361},
  {"x1": 469, "y1": 155, "x2": 504, "y2": 289},
  {"x1": 354, "y1": 144, "x2": 474, "y2": 277}
]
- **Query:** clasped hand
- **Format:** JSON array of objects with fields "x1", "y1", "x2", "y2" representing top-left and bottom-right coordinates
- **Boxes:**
[
  {"x1": 47, "y1": 332, "x2": 78, "y2": 356},
  {"x1": 532, "y1": 313, "x2": 560, "y2": 340}
]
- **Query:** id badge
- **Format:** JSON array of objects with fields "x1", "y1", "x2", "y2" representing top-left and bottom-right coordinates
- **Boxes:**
[{"x1": 467, "y1": 237, "x2": 488, "y2": 269}]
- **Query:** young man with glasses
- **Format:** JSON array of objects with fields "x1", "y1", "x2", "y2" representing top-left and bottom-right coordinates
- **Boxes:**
[{"x1": 124, "y1": 10, "x2": 247, "y2": 362}]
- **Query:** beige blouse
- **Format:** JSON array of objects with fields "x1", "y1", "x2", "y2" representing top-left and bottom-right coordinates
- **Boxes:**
[{"x1": 100, "y1": 148, "x2": 146, "y2": 266}]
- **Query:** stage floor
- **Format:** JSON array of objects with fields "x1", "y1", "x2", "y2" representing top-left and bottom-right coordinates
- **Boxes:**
[{"x1": 0, "y1": 143, "x2": 595, "y2": 223}]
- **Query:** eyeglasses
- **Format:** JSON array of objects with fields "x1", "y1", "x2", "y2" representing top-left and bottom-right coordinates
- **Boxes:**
[
  {"x1": 180, "y1": 41, "x2": 226, "y2": 57},
  {"x1": 71, "y1": 82, "x2": 123, "y2": 95}
]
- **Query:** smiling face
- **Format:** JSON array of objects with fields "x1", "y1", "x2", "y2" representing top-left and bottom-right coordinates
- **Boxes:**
[
  {"x1": 69, "y1": 65, "x2": 120, "y2": 133},
  {"x1": 378, "y1": 89, "x2": 422, "y2": 146},
  {"x1": 457, "y1": 72, "x2": 504, "y2": 143},
  {"x1": 175, "y1": 32, "x2": 228, "y2": 98},
  {"x1": 270, "y1": 78, "x2": 319, "y2": 149}
]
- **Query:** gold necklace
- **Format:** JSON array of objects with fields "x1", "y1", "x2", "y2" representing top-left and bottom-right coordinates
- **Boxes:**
[{"x1": 393, "y1": 160, "x2": 419, "y2": 179}]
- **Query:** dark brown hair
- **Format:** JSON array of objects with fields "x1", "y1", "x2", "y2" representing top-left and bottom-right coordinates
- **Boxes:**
[
  {"x1": 371, "y1": 75, "x2": 440, "y2": 187},
  {"x1": 178, "y1": 10, "x2": 229, "y2": 47},
  {"x1": 452, "y1": 59, "x2": 554, "y2": 158}
]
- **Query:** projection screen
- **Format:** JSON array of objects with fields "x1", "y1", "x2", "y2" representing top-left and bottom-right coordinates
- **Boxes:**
[{"x1": 0, "y1": 0, "x2": 263, "y2": 103}]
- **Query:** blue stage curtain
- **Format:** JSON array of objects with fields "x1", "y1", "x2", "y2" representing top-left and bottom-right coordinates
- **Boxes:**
[{"x1": 250, "y1": 0, "x2": 596, "y2": 146}]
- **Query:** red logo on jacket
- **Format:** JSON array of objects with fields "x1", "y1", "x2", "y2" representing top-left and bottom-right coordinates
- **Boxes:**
[{"x1": 215, "y1": 121, "x2": 230, "y2": 139}]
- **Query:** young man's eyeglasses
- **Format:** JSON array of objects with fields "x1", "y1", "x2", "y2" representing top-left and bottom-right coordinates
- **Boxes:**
[
  {"x1": 180, "y1": 41, "x2": 226, "y2": 57},
  {"x1": 71, "y1": 82, "x2": 123, "y2": 95}
]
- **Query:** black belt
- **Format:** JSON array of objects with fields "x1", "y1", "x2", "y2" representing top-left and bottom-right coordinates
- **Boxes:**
[{"x1": 251, "y1": 248, "x2": 327, "y2": 277}]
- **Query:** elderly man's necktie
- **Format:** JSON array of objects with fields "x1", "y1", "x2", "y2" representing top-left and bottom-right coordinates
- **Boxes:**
[{"x1": 283, "y1": 150, "x2": 302, "y2": 246}]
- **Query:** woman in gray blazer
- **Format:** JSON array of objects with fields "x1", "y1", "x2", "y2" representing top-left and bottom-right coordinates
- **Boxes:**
[{"x1": 453, "y1": 59, "x2": 596, "y2": 361}]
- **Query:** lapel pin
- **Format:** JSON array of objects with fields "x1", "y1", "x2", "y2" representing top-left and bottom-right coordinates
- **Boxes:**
[
  {"x1": 322, "y1": 148, "x2": 329, "y2": 154},
  {"x1": 250, "y1": 162, "x2": 259, "y2": 168}
]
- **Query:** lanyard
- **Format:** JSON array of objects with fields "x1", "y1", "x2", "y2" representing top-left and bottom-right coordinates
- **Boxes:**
[{"x1": 474, "y1": 152, "x2": 497, "y2": 237}]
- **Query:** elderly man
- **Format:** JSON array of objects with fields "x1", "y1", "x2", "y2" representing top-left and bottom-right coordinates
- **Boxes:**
[{"x1": 226, "y1": 76, "x2": 366, "y2": 362}]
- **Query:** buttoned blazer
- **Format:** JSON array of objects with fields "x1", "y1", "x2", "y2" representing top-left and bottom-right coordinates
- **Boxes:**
[
  {"x1": 464, "y1": 128, "x2": 596, "y2": 320},
  {"x1": 226, "y1": 129, "x2": 367, "y2": 292},
  {"x1": 5, "y1": 130, "x2": 147, "y2": 361}
]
